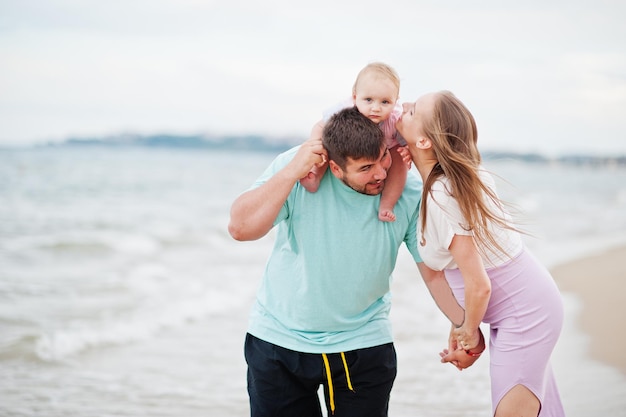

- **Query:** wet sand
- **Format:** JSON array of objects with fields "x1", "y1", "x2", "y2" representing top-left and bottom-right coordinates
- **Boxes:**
[{"x1": 551, "y1": 245, "x2": 626, "y2": 375}]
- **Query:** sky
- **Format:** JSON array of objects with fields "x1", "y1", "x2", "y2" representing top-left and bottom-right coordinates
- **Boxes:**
[{"x1": 1, "y1": 0, "x2": 625, "y2": 156}]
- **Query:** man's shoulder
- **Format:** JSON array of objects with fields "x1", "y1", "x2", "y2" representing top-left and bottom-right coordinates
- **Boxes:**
[
  {"x1": 404, "y1": 171, "x2": 423, "y2": 193},
  {"x1": 277, "y1": 145, "x2": 300, "y2": 161},
  {"x1": 250, "y1": 146, "x2": 300, "y2": 190},
  {"x1": 265, "y1": 146, "x2": 299, "y2": 172},
  {"x1": 396, "y1": 171, "x2": 422, "y2": 214}
]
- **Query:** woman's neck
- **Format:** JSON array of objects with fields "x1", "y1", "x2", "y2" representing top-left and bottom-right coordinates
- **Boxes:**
[{"x1": 411, "y1": 150, "x2": 439, "y2": 183}]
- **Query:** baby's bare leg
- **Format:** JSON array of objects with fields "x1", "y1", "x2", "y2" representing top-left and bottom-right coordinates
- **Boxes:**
[
  {"x1": 378, "y1": 146, "x2": 408, "y2": 222},
  {"x1": 300, "y1": 163, "x2": 327, "y2": 193}
]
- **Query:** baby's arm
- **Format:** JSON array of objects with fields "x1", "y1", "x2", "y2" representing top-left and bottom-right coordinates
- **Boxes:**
[
  {"x1": 310, "y1": 119, "x2": 325, "y2": 140},
  {"x1": 378, "y1": 145, "x2": 408, "y2": 222}
]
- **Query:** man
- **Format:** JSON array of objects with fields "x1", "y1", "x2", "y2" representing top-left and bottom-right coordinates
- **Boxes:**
[{"x1": 228, "y1": 107, "x2": 423, "y2": 417}]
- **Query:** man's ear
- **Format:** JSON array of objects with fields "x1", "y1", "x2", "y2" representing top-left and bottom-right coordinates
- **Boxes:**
[{"x1": 328, "y1": 160, "x2": 342, "y2": 177}]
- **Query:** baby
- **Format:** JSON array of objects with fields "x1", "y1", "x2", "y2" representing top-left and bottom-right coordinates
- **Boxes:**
[{"x1": 300, "y1": 62, "x2": 408, "y2": 222}]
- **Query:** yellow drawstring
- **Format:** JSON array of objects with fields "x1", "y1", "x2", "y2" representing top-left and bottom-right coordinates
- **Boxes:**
[
  {"x1": 340, "y1": 352, "x2": 355, "y2": 392},
  {"x1": 322, "y1": 352, "x2": 355, "y2": 415},
  {"x1": 322, "y1": 353, "x2": 335, "y2": 414}
]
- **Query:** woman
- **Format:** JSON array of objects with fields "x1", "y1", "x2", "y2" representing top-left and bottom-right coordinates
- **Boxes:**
[{"x1": 396, "y1": 91, "x2": 565, "y2": 417}]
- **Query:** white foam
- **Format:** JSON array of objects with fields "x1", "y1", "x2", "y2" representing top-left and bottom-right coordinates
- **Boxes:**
[{"x1": 33, "y1": 286, "x2": 247, "y2": 361}]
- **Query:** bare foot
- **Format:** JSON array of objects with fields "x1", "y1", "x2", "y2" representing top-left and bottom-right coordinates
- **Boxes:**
[
  {"x1": 378, "y1": 208, "x2": 396, "y2": 222},
  {"x1": 299, "y1": 163, "x2": 327, "y2": 193},
  {"x1": 300, "y1": 170, "x2": 321, "y2": 193}
]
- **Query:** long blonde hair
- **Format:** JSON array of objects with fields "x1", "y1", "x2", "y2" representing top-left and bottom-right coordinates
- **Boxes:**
[{"x1": 420, "y1": 91, "x2": 519, "y2": 259}]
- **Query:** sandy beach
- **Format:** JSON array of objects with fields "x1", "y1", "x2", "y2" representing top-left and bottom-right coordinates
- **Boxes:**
[{"x1": 550, "y1": 245, "x2": 626, "y2": 375}]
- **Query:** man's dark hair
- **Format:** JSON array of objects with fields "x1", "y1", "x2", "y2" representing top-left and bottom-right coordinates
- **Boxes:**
[{"x1": 322, "y1": 106, "x2": 384, "y2": 170}]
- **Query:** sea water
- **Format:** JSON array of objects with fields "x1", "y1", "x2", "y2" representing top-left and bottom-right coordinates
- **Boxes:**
[{"x1": 1, "y1": 147, "x2": 625, "y2": 417}]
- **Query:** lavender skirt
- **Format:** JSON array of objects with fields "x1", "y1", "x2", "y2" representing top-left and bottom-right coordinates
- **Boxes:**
[{"x1": 444, "y1": 248, "x2": 565, "y2": 416}]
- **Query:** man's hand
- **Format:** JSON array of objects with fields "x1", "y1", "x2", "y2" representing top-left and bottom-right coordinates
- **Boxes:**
[{"x1": 290, "y1": 137, "x2": 327, "y2": 180}]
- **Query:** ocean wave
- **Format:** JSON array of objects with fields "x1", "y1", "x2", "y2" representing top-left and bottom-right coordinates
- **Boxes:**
[
  {"x1": 1, "y1": 230, "x2": 161, "y2": 257},
  {"x1": 32, "y1": 288, "x2": 248, "y2": 361}
]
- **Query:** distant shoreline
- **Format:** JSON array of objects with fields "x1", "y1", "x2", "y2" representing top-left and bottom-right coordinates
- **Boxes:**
[{"x1": 1, "y1": 135, "x2": 625, "y2": 167}]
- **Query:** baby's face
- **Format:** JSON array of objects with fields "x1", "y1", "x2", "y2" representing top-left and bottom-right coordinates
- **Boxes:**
[{"x1": 352, "y1": 74, "x2": 398, "y2": 124}]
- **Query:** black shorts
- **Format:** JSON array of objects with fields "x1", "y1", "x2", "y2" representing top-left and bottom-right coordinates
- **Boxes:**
[{"x1": 244, "y1": 333, "x2": 397, "y2": 417}]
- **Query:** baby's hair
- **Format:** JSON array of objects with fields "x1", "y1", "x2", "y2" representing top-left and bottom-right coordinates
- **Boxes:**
[{"x1": 352, "y1": 62, "x2": 400, "y2": 97}]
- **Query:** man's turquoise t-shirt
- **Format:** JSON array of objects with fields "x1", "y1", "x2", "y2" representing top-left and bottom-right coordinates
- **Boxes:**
[{"x1": 247, "y1": 146, "x2": 423, "y2": 354}]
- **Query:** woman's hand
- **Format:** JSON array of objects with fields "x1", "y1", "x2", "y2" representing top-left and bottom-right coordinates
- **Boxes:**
[
  {"x1": 440, "y1": 327, "x2": 485, "y2": 370},
  {"x1": 452, "y1": 325, "x2": 482, "y2": 352}
]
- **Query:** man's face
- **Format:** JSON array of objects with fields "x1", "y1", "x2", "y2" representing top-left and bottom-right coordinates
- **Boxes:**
[{"x1": 330, "y1": 145, "x2": 392, "y2": 195}]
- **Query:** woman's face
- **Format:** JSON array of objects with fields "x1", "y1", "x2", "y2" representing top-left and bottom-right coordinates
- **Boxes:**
[{"x1": 396, "y1": 93, "x2": 435, "y2": 146}]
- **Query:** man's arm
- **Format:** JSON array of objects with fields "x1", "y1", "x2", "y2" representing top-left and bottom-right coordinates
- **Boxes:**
[{"x1": 228, "y1": 137, "x2": 326, "y2": 241}]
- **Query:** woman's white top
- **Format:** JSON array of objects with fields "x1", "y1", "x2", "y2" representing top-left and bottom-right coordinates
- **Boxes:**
[{"x1": 417, "y1": 168, "x2": 523, "y2": 271}]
